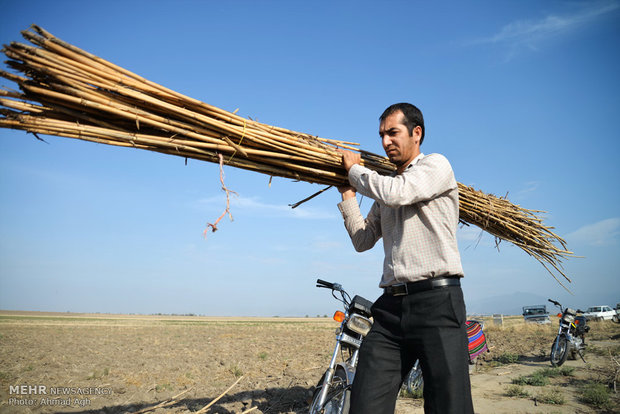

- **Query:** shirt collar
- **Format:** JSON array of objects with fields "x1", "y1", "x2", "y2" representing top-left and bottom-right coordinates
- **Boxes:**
[
  {"x1": 404, "y1": 153, "x2": 425, "y2": 170},
  {"x1": 391, "y1": 153, "x2": 424, "y2": 176}
]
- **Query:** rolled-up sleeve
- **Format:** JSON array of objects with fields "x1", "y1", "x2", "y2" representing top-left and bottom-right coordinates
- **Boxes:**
[{"x1": 337, "y1": 197, "x2": 382, "y2": 252}]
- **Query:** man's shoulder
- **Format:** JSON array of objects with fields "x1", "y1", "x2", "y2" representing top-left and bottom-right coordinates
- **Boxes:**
[
  {"x1": 422, "y1": 152, "x2": 449, "y2": 161},
  {"x1": 418, "y1": 153, "x2": 452, "y2": 169}
]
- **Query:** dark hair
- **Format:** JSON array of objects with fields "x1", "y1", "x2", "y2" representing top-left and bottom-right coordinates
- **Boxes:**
[{"x1": 379, "y1": 103, "x2": 425, "y2": 145}]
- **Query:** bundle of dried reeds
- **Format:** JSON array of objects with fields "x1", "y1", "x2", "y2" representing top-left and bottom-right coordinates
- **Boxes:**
[{"x1": 0, "y1": 25, "x2": 574, "y2": 285}]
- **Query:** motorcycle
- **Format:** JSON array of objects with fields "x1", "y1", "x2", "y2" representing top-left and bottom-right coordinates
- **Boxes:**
[
  {"x1": 548, "y1": 298, "x2": 590, "y2": 367},
  {"x1": 309, "y1": 279, "x2": 373, "y2": 414},
  {"x1": 309, "y1": 278, "x2": 489, "y2": 412},
  {"x1": 403, "y1": 319, "x2": 488, "y2": 395}
]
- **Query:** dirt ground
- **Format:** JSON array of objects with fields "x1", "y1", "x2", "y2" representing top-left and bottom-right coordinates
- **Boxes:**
[{"x1": 0, "y1": 311, "x2": 618, "y2": 413}]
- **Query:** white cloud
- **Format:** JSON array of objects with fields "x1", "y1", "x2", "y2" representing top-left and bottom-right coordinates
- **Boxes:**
[
  {"x1": 197, "y1": 194, "x2": 336, "y2": 220},
  {"x1": 566, "y1": 217, "x2": 620, "y2": 246},
  {"x1": 457, "y1": 224, "x2": 499, "y2": 251},
  {"x1": 458, "y1": 225, "x2": 486, "y2": 243},
  {"x1": 516, "y1": 181, "x2": 540, "y2": 199},
  {"x1": 312, "y1": 240, "x2": 344, "y2": 251},
  {"x1": 471, "y1": 1, "x2": 619, "y2": 58}
]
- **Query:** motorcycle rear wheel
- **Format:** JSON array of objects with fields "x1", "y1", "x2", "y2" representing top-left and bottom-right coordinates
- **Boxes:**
[
  {"x1": 309, "y1": 367, "x2": 350, "y2": 414},
  {"x1": 550, "y1": 335, "x2": 569, "y2": 367},
  {"x1": 405, "y1": 361, "x2": 424, "y2": 394},
  {"x1": 569, "y1": 337, "x2": 583, "y2": 360}
]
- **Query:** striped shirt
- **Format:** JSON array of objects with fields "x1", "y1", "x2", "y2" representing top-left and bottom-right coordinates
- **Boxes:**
[{"x1": 337, "y1": 153, "x2": 464, "y2": 287}]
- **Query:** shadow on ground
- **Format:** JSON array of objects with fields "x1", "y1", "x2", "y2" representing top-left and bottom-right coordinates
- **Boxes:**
[
  {"x1": 517, "y1": 355, "x2": 550, "y2": 366},
  {"x1": 56, "y1": 385, "x2": 313, "y2": 414}
]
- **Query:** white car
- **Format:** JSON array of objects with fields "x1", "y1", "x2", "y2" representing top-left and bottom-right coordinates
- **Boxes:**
[{"x1": 583, "y1": 305, "x2": 616, "y2": 321}]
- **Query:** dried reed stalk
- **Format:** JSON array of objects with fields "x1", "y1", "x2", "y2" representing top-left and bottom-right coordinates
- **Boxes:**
[
  {"x1": 133, "y1": 387, "x2": 192, "y2": 414},
  {"x1": 0, "y1": 25, "x2": 575, "y2": 285},
  {"x1": 195, "y1": 375, "x2": 245, "y2": 414}
]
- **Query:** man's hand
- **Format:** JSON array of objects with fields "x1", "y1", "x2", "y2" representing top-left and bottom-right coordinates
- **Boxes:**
[
  {"x1": 336, "y1": 148, "x2": 361, "y2": 172},
  {"x1": 335, "y1": 149, "x2": 359, "y2": 200}
]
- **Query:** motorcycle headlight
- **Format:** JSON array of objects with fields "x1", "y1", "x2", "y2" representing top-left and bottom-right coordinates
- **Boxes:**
[
  {"x1": 347, "y1": 314, "x2": 372, "y2": 336},
  {"x1": 562, "y1": 309, "x2": 576, "y2": 323},
  {"x1": 562, "y1": 314, "x2": 575, "y2": 323}
]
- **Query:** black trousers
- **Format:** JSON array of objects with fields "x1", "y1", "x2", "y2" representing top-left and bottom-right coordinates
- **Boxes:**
[{"x1": 349, "y1": 285, "x2": 474, "y2": 414}]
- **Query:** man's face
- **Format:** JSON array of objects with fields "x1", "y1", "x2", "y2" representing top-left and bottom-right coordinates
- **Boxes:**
[{"x1": 379, "y1": 111, "x2": 421, "y2": 170}]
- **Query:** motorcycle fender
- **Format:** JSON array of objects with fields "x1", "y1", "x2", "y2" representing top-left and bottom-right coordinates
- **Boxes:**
[{"x1": 335, "y1": 362, "x2": 356, "y2": 386}]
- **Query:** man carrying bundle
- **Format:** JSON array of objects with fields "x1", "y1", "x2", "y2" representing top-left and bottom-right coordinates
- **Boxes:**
[{"x1": 337, "y1": 103, "x2": 473, "y2": 413}]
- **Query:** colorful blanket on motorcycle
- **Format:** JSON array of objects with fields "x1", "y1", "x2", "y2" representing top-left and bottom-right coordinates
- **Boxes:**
[{"x1": 466, "y1": 320, "x2": 488, "y2": 360}]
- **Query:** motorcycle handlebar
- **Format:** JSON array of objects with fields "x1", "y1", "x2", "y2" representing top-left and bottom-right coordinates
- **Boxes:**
[
  {"x1": 548, "y1": 298, "x2": 560, "y2": 307},
  {"x1": 316, "y1": 279, "x2": 335, "y2": 289},
  {"x1": 316, "y1": 279, "x2": 343, "y2": 292}
]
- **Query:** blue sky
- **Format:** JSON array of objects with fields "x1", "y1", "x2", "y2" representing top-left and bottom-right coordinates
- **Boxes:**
[{"x1": 1, "y1": 1, "x2": 618, "y2": 316}]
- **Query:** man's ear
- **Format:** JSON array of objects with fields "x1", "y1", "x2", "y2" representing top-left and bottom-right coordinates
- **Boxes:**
[{"x1": 412, "y1": 125, "x2": 422, "y2": 144}]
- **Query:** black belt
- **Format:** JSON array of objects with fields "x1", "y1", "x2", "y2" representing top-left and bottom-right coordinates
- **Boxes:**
[{"x1": 384, "y1": 276, "x2": 460, "y2": 296}]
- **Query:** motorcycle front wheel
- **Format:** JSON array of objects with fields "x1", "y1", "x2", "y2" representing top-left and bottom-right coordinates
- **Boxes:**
[
  {"x1": 309, "y1": 367, "x2": 350, "y2": 414},
  {"x1": 550, "y1": 334, "x2": 570, "y2": 367}
]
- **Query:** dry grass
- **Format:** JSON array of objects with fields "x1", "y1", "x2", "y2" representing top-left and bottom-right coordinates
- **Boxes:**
[
  {"x1": 1, "y1": 311, "x2": 619, "y2": 413},
  {"x1": 0, "y1": 313, "x2": 337, "y2": 413}
]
